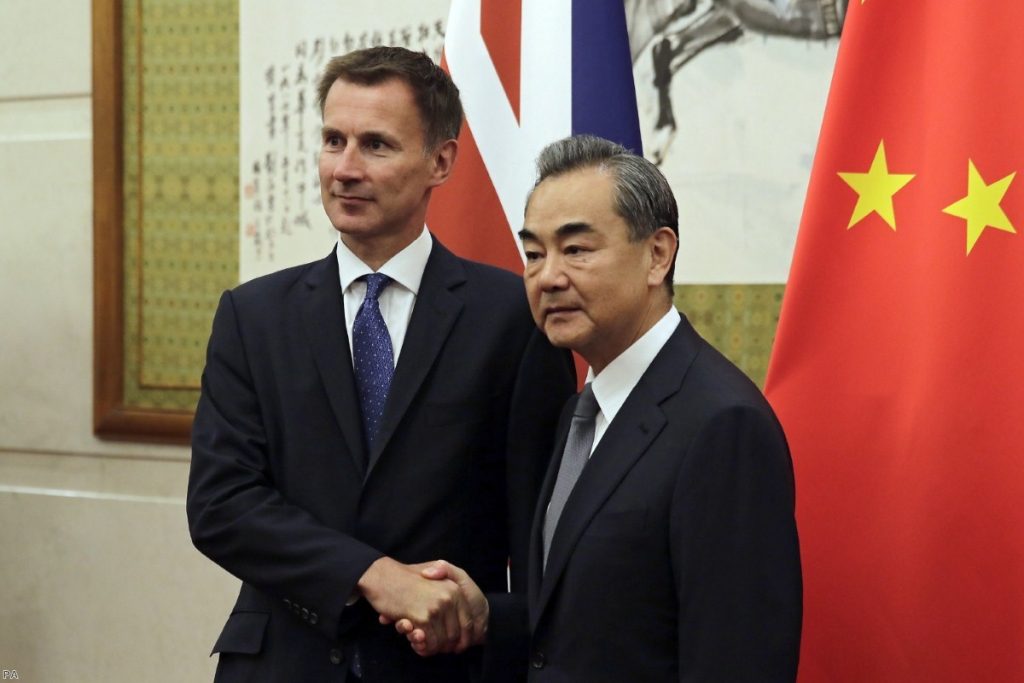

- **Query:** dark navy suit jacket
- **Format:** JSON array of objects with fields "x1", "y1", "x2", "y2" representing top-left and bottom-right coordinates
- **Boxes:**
[
  {"x1": 487, "y1": 316, "x2": 802, "y2": 682},
  {"x1": 187, "y1": 238, "x2": 575, "y2": 683}
]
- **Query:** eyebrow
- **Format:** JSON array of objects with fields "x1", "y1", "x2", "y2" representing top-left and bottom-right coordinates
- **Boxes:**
[
  {"x1": 518, "y1": 222, "x2": 594, "y2": 241},
  {"x1": 319, "y1": 126, "x2": 399, "y2": 145}
]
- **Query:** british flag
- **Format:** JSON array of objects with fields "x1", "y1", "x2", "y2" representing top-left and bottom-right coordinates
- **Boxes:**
[{"x1": 427, "y1": 0, "x2": 643, "y2": 273}]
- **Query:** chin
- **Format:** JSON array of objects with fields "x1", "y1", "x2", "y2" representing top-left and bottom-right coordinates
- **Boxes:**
[
  {"x1": 543, "y1": 326, "x2": 583, "y2": 352},
  {"x1": 332, "y1": 221, "x2": 379, "y2": 238}
]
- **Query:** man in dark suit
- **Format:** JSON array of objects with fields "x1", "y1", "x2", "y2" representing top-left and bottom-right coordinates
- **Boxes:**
[
  {"x1": 186, "y1": 47, "x2": 574, "y2": 683},
  {"x1": 398, "y1": 134, "x2": 801, "y2": 681}
]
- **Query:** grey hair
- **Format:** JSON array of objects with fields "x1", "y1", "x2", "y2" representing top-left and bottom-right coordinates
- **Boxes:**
[{"x1": 528, "y1": 134, "x2": 679, "y2": 292}]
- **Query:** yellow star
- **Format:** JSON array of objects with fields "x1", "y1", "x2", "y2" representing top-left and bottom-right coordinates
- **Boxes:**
[
  {"x1": 942, "y1": 160, "x2": 1016, "y2": 255},
  {"x1": 838, "y1": 140, "x2": 915, "y2": 230}
]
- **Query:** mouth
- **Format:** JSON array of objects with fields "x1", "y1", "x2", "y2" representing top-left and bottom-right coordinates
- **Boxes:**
[{"x1": 543, "y1": 305, "x2": 580, "y2": 320}]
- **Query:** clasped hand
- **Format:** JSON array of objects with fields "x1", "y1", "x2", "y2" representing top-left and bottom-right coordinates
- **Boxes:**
[{"x1": 358, "y1": 557, "x2": 488, "y2": 656}]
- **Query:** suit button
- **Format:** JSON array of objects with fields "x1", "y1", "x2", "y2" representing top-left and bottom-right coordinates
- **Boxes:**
[
  {"x1": 301, "y1": 607, "x2": 310, "y2": 621},
  {"x1": 310, "y1": 612, "x2": 319, "y2": 625},
  {"x1": 329, "y1": 648, "x2": 343, "y2": 665},
  {"x1": 531, "y1": 651, "x2": 545, "y2": 669},
  {"x1": 283, "y1": 598, "x2": 292, "y2": 607}
]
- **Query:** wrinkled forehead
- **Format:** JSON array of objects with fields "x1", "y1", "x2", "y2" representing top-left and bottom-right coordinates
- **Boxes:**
[
  {"x1": 322, "y1": 78, "x2": 427, "y2": 139},
  {"x1": 522, "y1": 168, "x2": 628, "y2": 240}
]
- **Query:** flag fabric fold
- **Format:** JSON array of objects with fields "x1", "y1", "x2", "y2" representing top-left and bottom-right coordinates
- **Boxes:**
[
  {"x1": 767, "y1": 4, "x2": 1024, "y2": 681},
  {"x1": 427, "y1": 0, "x2": 642, "y2": 274}
]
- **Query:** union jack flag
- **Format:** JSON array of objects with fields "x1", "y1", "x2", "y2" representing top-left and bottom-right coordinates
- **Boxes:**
[{"x1": 427, "y1": 0, "x2": 643, "y2": 273}]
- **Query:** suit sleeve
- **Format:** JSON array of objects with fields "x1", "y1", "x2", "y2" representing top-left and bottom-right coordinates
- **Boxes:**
[
  {"x1": 671, "y1": 403, "x2": 802, "y2": 682},
  {"x1": 474, "y1": 592, "x2": 530, "y2": 683},
  {"x1": 504, "y1": 328, "x2": 576, "y2": 592},
  {"x1": 187, "y1": 290, "x2": 383, "y2": 641}
]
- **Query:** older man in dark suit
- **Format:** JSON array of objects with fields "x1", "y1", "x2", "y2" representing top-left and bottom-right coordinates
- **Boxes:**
[
  {"x1": 399, "y1": 135, "x2": 801, "y2": 682},
  {"x1": 186, "y1": 47, "x2": 574, "y2": 683}
]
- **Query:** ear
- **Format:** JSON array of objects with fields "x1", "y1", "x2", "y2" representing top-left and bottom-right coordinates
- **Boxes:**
[
  {"x1": 428, "y1": 139, "x2": 459, "y2": 188},
  {"x1": 646, "y1": 226, "x2": 678, "y2": 288}
]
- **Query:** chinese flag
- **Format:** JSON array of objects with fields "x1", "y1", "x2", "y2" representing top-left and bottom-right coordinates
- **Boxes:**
[{"x1": 766, "y1": 3, "x2": 1024, "y2": 682}]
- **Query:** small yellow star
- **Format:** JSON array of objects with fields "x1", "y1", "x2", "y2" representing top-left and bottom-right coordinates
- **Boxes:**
[
  {"x1": 942, "y1": 160, "x2": 1016, "y2": 255},
  {"x1": 838, "y1": 140, "x2": 915, "y2": 231}
]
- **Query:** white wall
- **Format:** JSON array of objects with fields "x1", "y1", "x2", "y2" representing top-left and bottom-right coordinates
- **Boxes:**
[{"x1": 0, "y1": 2, "x2": 237, "y2": 680}]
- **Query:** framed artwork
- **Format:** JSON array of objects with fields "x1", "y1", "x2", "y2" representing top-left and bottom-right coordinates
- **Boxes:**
[{"x1": 92, "y1": 0, "x2": 238, "y2": 444}]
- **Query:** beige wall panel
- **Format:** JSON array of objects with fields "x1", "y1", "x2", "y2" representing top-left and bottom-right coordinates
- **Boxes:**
[
  {"x1": 0, "y1": 451, "x2": 190, "y2": 500},
  {"x1": 0, "y1": 487, "x2": 237, "y2": 682},
  {"x1": 0, "y1": 0, "x2": 91, "y2": 99},
  {"x1": 0, "y1": 136, "x2": 95, "y2": 452},
  {"x1": 0, "y1": 134, "x2": 188, "y2": 459},
  {"x1": 1, "y1": 134, "x2": 95, "y2": 449},
  {"x1": 0, "y1": 96, "x2": 91, "y2": 142}
]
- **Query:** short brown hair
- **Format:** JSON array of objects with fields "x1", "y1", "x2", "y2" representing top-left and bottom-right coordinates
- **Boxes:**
[{"x1": 316, "y1": 46, "x2": 463, "y2": 152}]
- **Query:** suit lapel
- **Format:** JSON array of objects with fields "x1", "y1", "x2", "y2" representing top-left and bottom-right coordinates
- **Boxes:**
[
  {"x1": 365, "y1": 239, "x2": 466, "y2": 476},
  {"x1": 530, "y1": 320, "x2": 704, "y2": 627},
  {"x1": 299, "y1": 250, "x2": 368, "y2": 477}
]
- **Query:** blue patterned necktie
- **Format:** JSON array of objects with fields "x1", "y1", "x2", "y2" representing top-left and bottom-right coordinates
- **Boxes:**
[
  {"x1": 543, "y1": 383, "x2": 600, "y2": 569},
  {"x1": 352, "y1": 273, "x2": 394, "y2": 452}
]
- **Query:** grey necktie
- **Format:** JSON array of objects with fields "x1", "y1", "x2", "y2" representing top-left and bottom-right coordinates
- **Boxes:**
[{"x1": 543, "y1": 383, "x2": 600, "y2": 568}]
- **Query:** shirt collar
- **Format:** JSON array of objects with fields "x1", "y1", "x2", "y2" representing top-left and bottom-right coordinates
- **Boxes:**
[
  {"x1": 588, "y1": 307, "x2": 681, "y2": 424},
  {"x1": 335, "y1": 228, "x2": 433, "y2": 294}
]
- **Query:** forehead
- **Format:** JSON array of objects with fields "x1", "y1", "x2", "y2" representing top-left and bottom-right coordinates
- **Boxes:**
[
  {"x1": 524, "y1": 167, "x2": 621, "y2": 236},
  {"x1": 322, "y1": 77, "x2": 424, "y2": 135}
]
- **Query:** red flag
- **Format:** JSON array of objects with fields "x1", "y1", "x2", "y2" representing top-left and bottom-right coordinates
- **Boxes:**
[
  {"x1": 766, "y1": 4, "x2": 1024, "y2": 681},
  {"x1": 427, "y1": 0, "x2": 641, "y2": 385},
  {"x1": 427, "y1": 0, "x2": 641, "y2": 275}
]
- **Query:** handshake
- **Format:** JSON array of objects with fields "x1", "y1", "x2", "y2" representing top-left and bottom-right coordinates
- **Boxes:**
[{"x1": 357, "y1": 556, "x2": 489, "y2": 656}]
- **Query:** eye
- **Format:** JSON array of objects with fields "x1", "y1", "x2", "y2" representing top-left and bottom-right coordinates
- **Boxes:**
[
  {"x1": 523, "y1": 249, "x2": 542, "y2": 262},
  {"x1": 367, "y1": 139, "x2": 387, "y2": 152},
  {"x1": 323, "y1": 133, "x2": 342, "y2": 148},
  {"x1": 564, "y1": 244, "x2": 588, "y2": 256}
]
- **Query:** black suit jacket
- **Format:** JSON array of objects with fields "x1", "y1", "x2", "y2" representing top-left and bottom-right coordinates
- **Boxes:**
[
  {"x1": 187, "y1": 238, "x2": 575, "y2": 683},
  {"x1": 488, "y1": 315, "x2": 801, "y2": 682}
]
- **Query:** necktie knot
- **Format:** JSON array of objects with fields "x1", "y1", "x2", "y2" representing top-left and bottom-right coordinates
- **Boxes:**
[
  {"x1": 361, "y1": 273, "x2": 392, "y2": 301},
  {"x1": 573, "y1": 383, "x2": 599, "y2": 420}
]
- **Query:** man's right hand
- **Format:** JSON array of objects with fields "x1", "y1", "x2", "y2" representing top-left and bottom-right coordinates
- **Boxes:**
[
  {"x1": 357, "y1": 556, "x2": 482, "y2": 655},
  {"x1": 390, "y1": 560, "x2": 490, "y2": 656}
]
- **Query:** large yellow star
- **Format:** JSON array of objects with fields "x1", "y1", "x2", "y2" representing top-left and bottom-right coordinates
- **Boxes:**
[
  {"x1": 838, "y1": 140, "x2": 915, "y2": 230},
  {"x1": 942, "y1": 160, "x2": 1016, "y2": 255}
]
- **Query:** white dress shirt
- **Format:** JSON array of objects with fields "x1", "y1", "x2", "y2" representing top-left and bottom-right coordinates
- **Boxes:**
[
  {"x1": 587, "y1": 307, "x2": 681, "y2": 455},
  {"x1": 335, "y1": 229, "x2": 432, "y2": 366}
]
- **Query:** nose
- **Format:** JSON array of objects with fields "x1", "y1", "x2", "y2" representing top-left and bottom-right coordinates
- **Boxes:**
[
  {"x1": 331, "y1": 144, "x2": 365, "y2": 183},
  {"x1": 534, "y1": 253, "x2": 569, "y2": 292}
]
